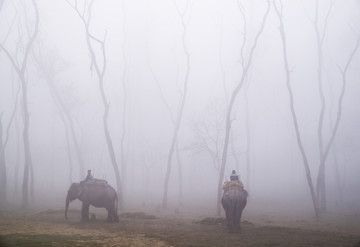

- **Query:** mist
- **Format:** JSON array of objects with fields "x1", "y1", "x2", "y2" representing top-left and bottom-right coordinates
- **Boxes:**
[{"x1": 1, "y1": 0, "x2": 360, "y2": 218}]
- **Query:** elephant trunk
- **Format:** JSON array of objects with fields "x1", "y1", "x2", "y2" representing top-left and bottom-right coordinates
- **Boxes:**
[{"x1": 65, "y1": 192, "x2": 70, "y2": 219}]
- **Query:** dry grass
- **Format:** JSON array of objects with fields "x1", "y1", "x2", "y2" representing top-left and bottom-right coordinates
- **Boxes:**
[{"x1": 1, "y1": 208, "x2": 360, "y2": 247}]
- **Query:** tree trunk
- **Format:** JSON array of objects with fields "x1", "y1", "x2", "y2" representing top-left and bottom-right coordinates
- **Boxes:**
[
  {"x1": 21, "y1": 85, "x2": 32, "y2": 208},
  {"x1": 312, "y1": 0, "x2": 333, "y2": 213},
  {"x1": 274, "y1": 1, "x2": 319, "y2": 217},
  {"x1": 217, "y1": 2, "x2": 270, "y2": 216},
  {"x1": 66, "y1": 0, "x2": 124, "y2": 209},
  {"x1": 176, "y1": 142, "x2": 183, "y2": 207},
  {"x1": 317, "y1": 34, "x2": 360, "y2": 209},
  {"x1": 0, "y1": 0, "x2": 39, "y2": 208},
  {"x1": 162, "y1": 1, "x2": 190, "y2": 209},
  {"x1": 244, "y1": 90, "x2": 251, "y2": 192}
]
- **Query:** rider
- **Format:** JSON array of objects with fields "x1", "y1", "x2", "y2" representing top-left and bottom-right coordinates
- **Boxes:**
[
  {"x1": 223, "y1": 170, "x2": 244, "y2": 192},
  {"x1": 80, "y1": 170, "x2": 94, "y2": 184},
  {"x1": 85, "y1": 170, "x2": 94, "y2": 182}
]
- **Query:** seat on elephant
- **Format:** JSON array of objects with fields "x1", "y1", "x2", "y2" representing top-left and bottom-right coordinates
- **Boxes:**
[
  {"x1": 222, "y1": 180, "x2": 244, "y2": 193},
  {"x1": 82, "y1": 178, "x2": 108, "y2": 186}
]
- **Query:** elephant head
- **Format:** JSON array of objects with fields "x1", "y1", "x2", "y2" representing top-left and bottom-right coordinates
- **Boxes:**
[{"x1": 65, "y1": 183, "x2": 82, "y2": 219}]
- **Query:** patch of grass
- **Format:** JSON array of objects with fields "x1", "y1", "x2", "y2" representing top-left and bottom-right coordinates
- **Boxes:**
[
  {"x1": 196, "y1": 217, "x2": 226, "y2": 225},
  {"x1": 119, "y1": 212, "x2": 157, "y2": 219},
  {"x1": 0, "y1": 233, "x2": 99, "y2": 247}
]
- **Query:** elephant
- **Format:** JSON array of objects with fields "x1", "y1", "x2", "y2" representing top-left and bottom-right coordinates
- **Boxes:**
[
  {"x1": 65, "y1": 181, "x2": 119, "y2": 222},
  {"x1": 222, "y1": 189, "x2": 248, "y2": 233}
]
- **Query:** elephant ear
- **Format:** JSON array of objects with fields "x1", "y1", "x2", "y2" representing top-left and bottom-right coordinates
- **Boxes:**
[
  {"x1": 77, "y1": 191, "x2": 83, "y2": 199},
  {"x1": 76, "y1": 184, "x2": 86, "y2": 199}
]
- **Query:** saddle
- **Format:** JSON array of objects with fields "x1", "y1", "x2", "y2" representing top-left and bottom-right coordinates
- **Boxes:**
[
  {"x1": 222, "y1": 181, "x2": 244, "y2": 193},
  {"x1": 81, "y1": 178, "x2": 108, "y2": 186}
]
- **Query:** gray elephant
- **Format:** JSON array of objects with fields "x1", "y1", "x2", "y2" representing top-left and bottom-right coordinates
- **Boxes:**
[
  {"x1": 222, "y1": 189, "x2": 248, "y2": 233},
  {"x1": 65, "y1": 181, "x2": 119, "y2": 222}
]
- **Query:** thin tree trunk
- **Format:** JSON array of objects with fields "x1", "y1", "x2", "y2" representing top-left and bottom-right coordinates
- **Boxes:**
[
  {"x1": 162, "y1": 0, "x2": 191, "y2": 209},
  {"x1": 0, "y1": 78, "x2": 20, "y2": 206},
  {"x1": 67, "y1": 0, "x2": 124, "y2": 209},
  {"x1": 14, "y1": 114, "x2": 20, "y2": 197},
  {"x1": 21, "y1": 74, "x2": 33, "y2": 208},
  {"x1": 244, "y1": 89, "x2": 251, "y2": 192},
  {"x1": 312, "y1": 0, "x2": 333, "y2": 213},
  {"x1": 175, "y1": 142, "x2": 183, "y2": 207},
  {"x1": 318, "y1": 33, "x2": 360, "y2": 204},
  {"x1": 0, "y1": 0, "x2": 39, "y2": 208},
  {"x1": 274, "y1": 1, "x2": 319, "y2": 217},
  {"x1": 217, "y1": 1, "x2": 270, "y2": 216}
]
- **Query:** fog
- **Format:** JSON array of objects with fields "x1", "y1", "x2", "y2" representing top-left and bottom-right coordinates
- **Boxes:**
[{"x1": 0, "y1": 0, "x2": 360, "y2": 216}]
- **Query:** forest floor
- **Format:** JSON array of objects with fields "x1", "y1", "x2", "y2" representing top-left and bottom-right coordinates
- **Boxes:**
[{"x1": 0, "y1": 206, "x2": 360, "y2": 247}]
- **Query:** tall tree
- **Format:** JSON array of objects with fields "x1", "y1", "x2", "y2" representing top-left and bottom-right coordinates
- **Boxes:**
[
  {"x1": 66, "y1": 0, "x2": 124, "y2": 208},
  {"x1": 310, "y1": 0, "x2": 333, "y2": 213},
  {"x1": 217, "y1": 0, "x2": 270, "y2": 216},
  {"x1": 235, "y1": 0, "x2": 252, "y2": 191},
  {"x1": 274, "y1": 0, "x2": 319, "y2": 217},
  {"x1": 0, "y1": 0, "x2": 39, "y2": 208},
  {"x1": 162, "y1": 0, "x2": 191, "y2": 209}
]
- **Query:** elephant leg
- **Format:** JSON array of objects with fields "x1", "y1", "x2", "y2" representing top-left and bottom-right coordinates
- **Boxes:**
[
  {"x1": 229, "y1": 201, "x2": 238, "y2": 233},
  {"x1": 107, "y1": 204, "x2": 119, "y2": 223},
  {"x1": 234, "y1": 210, "x2": 242, "y2": 233},
  {"x1": 106, "y1": 209, "x2": 112, "y2": 222},
  {"x1": 112, "y1": 209, "x2": 119, "y2": 222},
  {"x1": 81, "y1": 203, "x2": 90, "y2": 222},
  {"x1": 222, "y1": 196, "x2": 237, "y2": 233},
  {"x1": 235, "y1": 201, "x2": 247, "y2": 233}
]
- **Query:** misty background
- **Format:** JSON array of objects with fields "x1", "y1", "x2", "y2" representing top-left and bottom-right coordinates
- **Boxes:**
[{"x1": 0, "y1": 0, "x2": 359, "y2": 216}]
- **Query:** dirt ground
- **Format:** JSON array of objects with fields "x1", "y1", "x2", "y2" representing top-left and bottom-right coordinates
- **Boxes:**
[{"x1": 1, "y1": 206, "x2": 360, "y2": 247}]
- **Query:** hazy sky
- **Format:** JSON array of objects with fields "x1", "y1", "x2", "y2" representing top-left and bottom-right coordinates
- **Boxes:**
[{"x1": 0, "y1": 0, "x2": 359, "y2": 212}]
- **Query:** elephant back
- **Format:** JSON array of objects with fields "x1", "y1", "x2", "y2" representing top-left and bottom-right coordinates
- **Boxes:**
[{"x1": 83, "y1": 178, "x2": 108, "y2": 186}]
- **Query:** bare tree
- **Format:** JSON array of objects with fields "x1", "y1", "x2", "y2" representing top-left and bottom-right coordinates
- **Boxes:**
[
  {"x1": 188, "y1": 101, "x2": 227, "y2": 176},
  {"x1": 274, "y1": 0, "x2": 319, "y2": 217},
  {"x1": 322, "y1": 31, "x2": 360, "y2": 200},
  {"x1": 314, "y1": 2, "x2": 360, "y2": 213},
  {"x1": 216, "y1": 0, "x2": 271, "y2": 216},
  {"x1": 162, "y1": 0, "x2": 192, "y2": 209},
  {"x1": 0, "y1": 0, "x2": 39, "y2": 208},
  {"x1": 66, "y1": 0, "x2": 124, "y2": 208},
  {"x1": 235, "y1": 0, "x2": 252, "y2": 191},
  {"x1": 310, "y1": 0, "x2": 333, "y2": 213}
]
